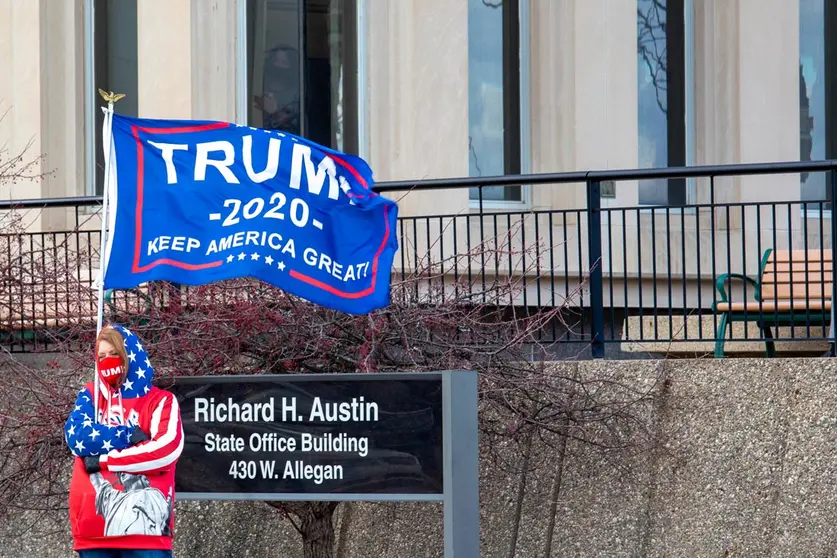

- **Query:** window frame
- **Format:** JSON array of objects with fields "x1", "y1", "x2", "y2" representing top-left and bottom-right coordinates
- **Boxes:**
[
  {"x1": 236, "y1": 0, "x2": 248, "y2": 125},
  {"x1": 356, "y1": 0, "x2": 369, "y2": 160},
  {"x1": 800, "y1": 0, "x2": 836, "y2": 216},
  {"x1": 235, "y1": 0, "x2": 359, "y2": 154},
  {"x1": 84, "y1": 0, "x2": 96, "y2": 196},
  {"x1": 468, "y1": 0, "x2": 531, "y2": 210},
  {"x1": 83, "y1": 0, "x2": 139, "y2": 198},
  {"x1": 637, "y1": 0, "x2": 696, "y2": 210}
]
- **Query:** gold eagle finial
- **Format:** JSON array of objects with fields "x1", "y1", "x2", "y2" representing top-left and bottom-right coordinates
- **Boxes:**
[{"x1": 98, "y1": 89, "x2": 126, "y2": 104}]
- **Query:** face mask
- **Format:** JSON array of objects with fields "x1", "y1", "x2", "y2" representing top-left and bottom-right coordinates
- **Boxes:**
[{"x1": 98, "y1": 355, "x2": 124, "y2": 388}]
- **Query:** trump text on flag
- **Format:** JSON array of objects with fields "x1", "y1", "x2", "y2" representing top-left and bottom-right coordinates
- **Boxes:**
[{"x1": 101, "y1": 115, "x2": 399, "y2": 314}]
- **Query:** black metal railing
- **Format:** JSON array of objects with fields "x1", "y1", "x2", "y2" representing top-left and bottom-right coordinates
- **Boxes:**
[{"x1": 3, "y1": 160, "x2": 837, "y2": 358}]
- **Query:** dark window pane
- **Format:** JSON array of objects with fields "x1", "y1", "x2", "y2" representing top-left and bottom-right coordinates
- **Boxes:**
[
  {"x1": 800, "y1": 0, "x2": 835, "y2": 205},
  {"x1": 468, "y1": 0, "x2": 521, "y2": 203},
  {"x1": 94, "y1": 0, "x2": 138, "y2": 195},
  {"x1": 247, "y1": 0, "x2": 357, "y2": 154},
  {"x1": 637, "y1": 0, "x2": 686, "y2": 206}
]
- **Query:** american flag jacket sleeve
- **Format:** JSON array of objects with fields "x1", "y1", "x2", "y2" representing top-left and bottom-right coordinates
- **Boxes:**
[
  {"x1": 64, "y1": 388, "x2": 135, "y2": 457},
  {"x1": 99, "y1": 392, "x2": 184, "y2": 475}
]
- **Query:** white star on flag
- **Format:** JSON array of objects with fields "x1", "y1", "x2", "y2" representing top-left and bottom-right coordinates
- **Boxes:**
[
  {"x1": 135, "y1": 340, "x2": 144, "y2": 352},
  {"x1": 145, "y1": 357, "x2": 151, "y2": 368},
  {"x1": 123, "y1": 378, "x2": 134, "y2": 391},
  {"x1": 74, "y1": 405, "x2": 82, "y2": 412},
  {"x1": 74, "y1": 440, "x2": 85, "y2": 453},
  {"x1": 136, "y1": 367, "x2": 146, "y2": 379},
  {"x1": 102, "y1": 439, "x2": 113, "y2": 451},
  {"x1": 278, "y1": 261, "x2": 286, "y2": 271},
  {"x1": 264, "y1": 255, "x2": 274, "y2": 265},
  {"x1": 128, "y1": 350, "x2": 137, "y2": 362},
  {"x1": 83, "y1": 419, "x2": 93, "y2": 428},
  {"x1": 89, "y1": 428, "x2": 100, "y2": 440},
  {"x1": 68, "y1": 425, "x2": 76, "y2": 436},
  {"x1": 238, "y1": 252, "x2": 246, "y2": 261},
  {"x1": 227, "y1": 254, "x2": 234, "y2": 263},
  {"x1": 143, "y1": 385, "x2": 150, "y2": 394},
  {"x1": 251, "y1": 252, "x2": 260, "y2": 260}
]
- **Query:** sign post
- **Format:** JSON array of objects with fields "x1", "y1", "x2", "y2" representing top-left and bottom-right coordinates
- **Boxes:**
[
  {"x1": 167, "y1": 371, "x2": 479, "y2": 557},
  {"x1": 443, "y1": 370, "x2": 479, "y2": 557}
]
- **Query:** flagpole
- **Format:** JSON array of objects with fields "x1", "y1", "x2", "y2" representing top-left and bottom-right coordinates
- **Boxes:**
[{"x1": 94, "y1": 89, "x2": 124, "y2": 424}]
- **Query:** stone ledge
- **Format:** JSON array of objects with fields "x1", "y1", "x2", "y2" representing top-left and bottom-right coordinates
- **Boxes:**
[{"x1": 621, "y1": 315, "x2": 830, "y2": 356}]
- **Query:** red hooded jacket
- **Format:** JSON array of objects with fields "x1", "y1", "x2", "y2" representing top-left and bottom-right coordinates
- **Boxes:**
[{"x1": 64, "y1": 324, "x2": 184, "y2": 551}]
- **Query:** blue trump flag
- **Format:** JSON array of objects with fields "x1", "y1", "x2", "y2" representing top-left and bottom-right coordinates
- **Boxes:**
[{"x1": 101, "y1": 114, "x2": 399, "y2": 314}]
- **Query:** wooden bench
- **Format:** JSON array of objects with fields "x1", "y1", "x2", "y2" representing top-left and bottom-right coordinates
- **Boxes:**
[{"x1": 713, "y1": 248, "x2": 833, "y2": 357}]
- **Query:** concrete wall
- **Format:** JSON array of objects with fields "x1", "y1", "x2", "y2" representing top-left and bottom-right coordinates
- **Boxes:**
[{"x1": 4, "y1": 357, "x2": 837, "y2": 557}]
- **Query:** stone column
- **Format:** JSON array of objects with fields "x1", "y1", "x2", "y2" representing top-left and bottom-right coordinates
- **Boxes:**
[
  {"x1": 137, "y1": 0, "x2": 193, "y2": 118},
  {"x1": 0, "y1": 0, "x2": 45, "y2": 207},
  {"x1": 191, "y1": 0, "x2": 237, "y2": 122},
  {"x1": 365, "y1": 0, "x2": 470, "y2": 217}
]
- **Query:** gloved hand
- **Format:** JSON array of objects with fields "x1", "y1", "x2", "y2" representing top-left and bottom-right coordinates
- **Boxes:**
[
  {"x1": 130, "y1": 427, "x2": 151, "y2": 445},
  {"x1": 83, "y1": 455, "x2": 101, "y2": 474}
]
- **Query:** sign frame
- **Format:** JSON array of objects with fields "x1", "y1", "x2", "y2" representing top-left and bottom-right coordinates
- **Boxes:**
[{"x1": 167, "y1": 371, "x2": 479, "y2": 555}]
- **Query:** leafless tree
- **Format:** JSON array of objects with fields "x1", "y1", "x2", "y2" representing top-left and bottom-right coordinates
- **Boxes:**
[
  {"x1": 637, "y1": 0, "x2": 668, "y2": 114},
  {"x1": 0, "y1": 200, "x2": 659, "y2": 557}
]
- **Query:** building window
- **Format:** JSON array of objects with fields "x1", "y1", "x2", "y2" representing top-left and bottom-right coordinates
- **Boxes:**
[
  {"x1": 468, "y1": 0, "x2": 522, "y2": 204},
  {"x1": 637, "y1": 0, "x2": 687, "y2": 206},
  {"x1": 800, "y1": 0, "x2": 836, "y2": 205},
  {"x1": 90, "y1": 0, "x2": 139, "y2": 195},
  {"x1": 245, "y1": 0, "x2": 358, "y2": 154}
]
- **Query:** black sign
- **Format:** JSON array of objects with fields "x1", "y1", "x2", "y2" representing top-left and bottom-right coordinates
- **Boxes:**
[{"x1": 168, "y1": 374, "x2": 444, "y2": 497}]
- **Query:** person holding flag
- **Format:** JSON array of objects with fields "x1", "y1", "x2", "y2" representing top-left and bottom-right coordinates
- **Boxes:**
[
  {"x1": 64, "y1": 324, "x2": 183, "y2": 557},
  {"x1": 62, "y1": 81, "x2": 397, "y2": 554}
]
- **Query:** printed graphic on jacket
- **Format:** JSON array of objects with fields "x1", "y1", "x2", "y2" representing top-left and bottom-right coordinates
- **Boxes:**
[
  {"x1": 92, "y1": 471, "x2": 174, "y2": 537},
  {"x1": 64, "y1": 323, "x2": 183, "y2": 551}
]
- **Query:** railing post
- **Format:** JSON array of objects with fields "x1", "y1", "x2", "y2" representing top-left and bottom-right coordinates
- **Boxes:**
[
  {"x1": 586, "y1": 180, "x2": 605, "y2": 358},
  {"x1": 830, "y1": 170, "x2": 837, "y2": 347}
]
